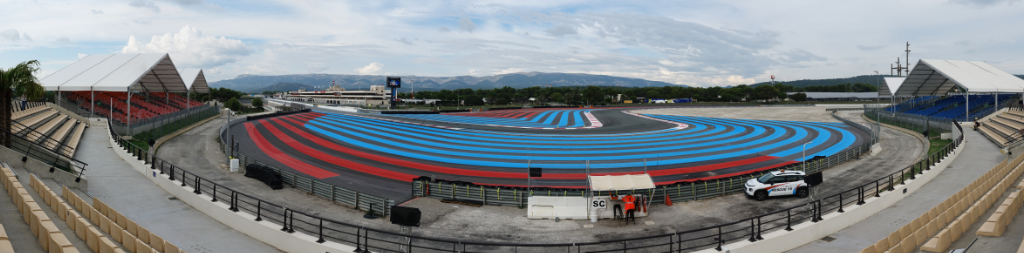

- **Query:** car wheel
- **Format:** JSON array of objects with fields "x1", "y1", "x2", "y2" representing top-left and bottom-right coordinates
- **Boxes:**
[
  {"x1": 754, "y1": 191, "x2": 767, "y2": 201},
  {"x1": 797, "y1": 188, "x2": 809, "y2": 198}
]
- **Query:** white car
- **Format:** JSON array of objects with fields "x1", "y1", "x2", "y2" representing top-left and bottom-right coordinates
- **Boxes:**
[{"x1": 744, "y1": 170, "x2": 810, "y2": 201}]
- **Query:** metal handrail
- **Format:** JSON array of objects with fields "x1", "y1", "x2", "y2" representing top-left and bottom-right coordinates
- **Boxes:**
[{"x1": 0, "y1": 124, "x2": 87, "y2": 178}]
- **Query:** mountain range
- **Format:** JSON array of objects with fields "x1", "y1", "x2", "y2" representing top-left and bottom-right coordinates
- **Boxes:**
[
  {"x1": 212, "y1": 72, "x2": 1024, "y2": 93},
  {"x1": 210, "y1": 72, "x2": 680, "y2": 92}
]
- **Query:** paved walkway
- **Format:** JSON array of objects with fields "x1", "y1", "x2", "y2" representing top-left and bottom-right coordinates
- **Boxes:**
[
  {"x1": 72, "y1": 120, "x2": 282, "y2": 253},
  {"x1": 788, "y1": 128, "x2": 1005, "y2": 252}
]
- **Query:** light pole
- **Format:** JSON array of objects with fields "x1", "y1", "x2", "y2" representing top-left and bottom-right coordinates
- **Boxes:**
[
  {"x1": 802, "y1": 142, "x2": 811, "y2": 172},
  {"x1": 874, "y1": 71, "x2": 880, "y2": 123}
]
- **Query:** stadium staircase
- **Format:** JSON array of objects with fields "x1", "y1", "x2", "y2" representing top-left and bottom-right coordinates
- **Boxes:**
[
  {"x1": 863, "y1": 153, "x2": 1024, "y2": 253},
  {"x1": 9, "y1": 102, "x2": 87, "y2": 158},
  {"x1": 979, "y1": 108, "x2": 1024, "y2": 147}
]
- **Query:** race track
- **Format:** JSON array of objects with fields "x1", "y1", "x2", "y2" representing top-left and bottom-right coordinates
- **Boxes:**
[{"x1": 230, "y1": 108, "x2": 867, "y2": 201}]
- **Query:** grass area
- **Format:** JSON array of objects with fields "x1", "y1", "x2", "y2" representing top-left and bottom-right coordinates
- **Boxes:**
[
  {"x1": 928, "y1": 138, "x2": 953, "y2": 155},
  {"x1": 127, "y1": 108, "x2": 220, "y2": 150}
]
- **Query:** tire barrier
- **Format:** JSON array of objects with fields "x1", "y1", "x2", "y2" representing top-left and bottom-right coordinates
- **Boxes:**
[{"x1": 244, "y1": 164, "x2": 284, "y2": 190}]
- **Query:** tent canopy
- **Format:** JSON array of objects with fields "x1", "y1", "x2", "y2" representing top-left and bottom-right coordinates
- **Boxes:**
[
  {"x1": 879, "y1": 77, "x2": 905, "y2": 96},
  {"x1": 179, "y1": 68, "x2": 210, "y2": 93},
  {"x1": 894, "y1": 59, "x2": 1024, "y2": 97},
  {"x1": 41, "y1": 53, "x2": 188, "y2": 93},
  {"x1": 589, "y1": 174, "x2": 655, "y2": 191}
]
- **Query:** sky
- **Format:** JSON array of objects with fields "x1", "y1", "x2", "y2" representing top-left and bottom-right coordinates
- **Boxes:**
[{"x1": 2, "y1": 0, "x2": 1023, "y2": 87}]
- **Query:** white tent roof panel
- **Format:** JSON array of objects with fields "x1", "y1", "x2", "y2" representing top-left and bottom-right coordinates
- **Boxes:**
[
  {"x1": 40, "y1": 54, "x2": 113, "y2": 90},
  {"x1": 880, "y1": 77, "x2": 905, "y2": 96},
  {"x1": 40, "y1": 53, "x2": 188, "y2": 93},
  {"x1": 179, "y1": 68, "x2": 210, "y2": 93},
  {"x1": 589, "y1": 174, "x2": 655, "y2": 191},
  {"x1": 895, "y1": 59, "x2": 1024, "y2": 96}
]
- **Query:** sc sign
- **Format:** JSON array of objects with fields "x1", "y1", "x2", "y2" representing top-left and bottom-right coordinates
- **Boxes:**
[{"x1": 592, "y1": 199, "x2": 607, "y2": 209}]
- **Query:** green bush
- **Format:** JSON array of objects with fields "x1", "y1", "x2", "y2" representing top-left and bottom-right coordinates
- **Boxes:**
[
  {"x1": 226, "y1": 97, "x2": 243, "y2": 111},
  {"x1": 252, "y1": 97, "x2": 264, "y2": 107}
]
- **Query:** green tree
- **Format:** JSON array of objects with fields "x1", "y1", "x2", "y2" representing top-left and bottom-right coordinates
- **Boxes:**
[
  {"x1": 754, "y1": 85, "x2": 779, "y2": 100},
  {"x1": 0, "y1": 60, "x2": 44, "y2": 147},
  {"x1": 791, "y1": 92, "x2": 808, "y2": 102},
  {"x1": 550, "y1": 92, "x2": 563, "y2": 103},
  {"x1": 252, "y1": 97, "x2": 264, "y2": 107},
  {"x1": 225, "y1": 97, "x2": 243, "y2": 111}
]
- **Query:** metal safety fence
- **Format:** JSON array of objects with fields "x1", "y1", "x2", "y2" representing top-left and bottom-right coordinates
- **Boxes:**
[
  {"x1": 0, "y1": 124, "x2": 87, "y2": 177},
  {"x1": 218, "y1": 109, "x2": 395, "y2": 216},
  {"x1": 109, "y1": 112, "x2": 965, "y2": 252}
]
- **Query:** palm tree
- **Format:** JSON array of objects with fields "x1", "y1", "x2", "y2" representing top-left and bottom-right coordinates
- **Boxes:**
[{"x1": 0, "y1": 60, "x2": 43, "y2": 147}]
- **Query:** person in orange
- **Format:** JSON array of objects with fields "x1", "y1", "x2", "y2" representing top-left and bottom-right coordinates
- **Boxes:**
[{"x1": 622, "y1": 194, "x2": 636, "y2": 224}]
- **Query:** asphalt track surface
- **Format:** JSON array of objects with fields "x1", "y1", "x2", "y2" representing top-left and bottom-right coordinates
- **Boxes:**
[{"x1": 230, "y1": 108, "x2": 867, "y2": 201}]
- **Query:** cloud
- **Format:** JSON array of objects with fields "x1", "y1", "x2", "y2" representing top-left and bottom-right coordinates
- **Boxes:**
[
  {"x1": 22, "y1": 33, "x2": 32, "y2": 42},
  {"x1": 355, "y1": 62, "x2": 383, "y2": 74},
  {"x1": 120, "y1": 25, "x2": 251, "y2": 68},
  {"x1": 395, "y1": 37, "x2": 413, "y2": 45},
  {"x1": 167, "y1": 0, "x2": 203, "y2": 5},
  {"x1": 954, "y1": 40, "x2": 971, "y2": 46},
  {"x1": 544, "y1": 24, "x2": 577, "y2": 37},
  {"x1": 78, "y1": 53, "x2": 88, "y2": 59},
  {"x1": 458, "y1": 17, "x2": 476, "y2": 33},
  {"x1": 0, "y1": 29, "x2": 23, "y2": 42},
  {"x1": 856, "y1": 45, "x2": 885, "y2": 51},
  {"x1": 438, "y1": 26, "x2": 451, "y2": 33},
  {"x1": 57, "y1": 37, "x2": 71, "y2": 43},
  {"x1": 950, "y1": 0, "x2": 1021, "y2": 6},
  {"x1": 91, "y1": 10, "x2": 104, "y2": 15},
  {"x1": 129, "y1": 0, "x2": 160, "y2": 12}
]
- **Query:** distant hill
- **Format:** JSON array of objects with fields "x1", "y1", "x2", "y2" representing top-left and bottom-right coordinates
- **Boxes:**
[
  {"x1": 251, "y1": 82, "x2": 312, "y2": 93},
  {"x1": 749, "y1": 75, "x2": 889, "y2": 87},
  {"x1": 210, "y1": 72, "x2": 681, "y2": 92},
  {"x1": 1017, "y1": 75, "x2": 1024, "y2": 80}
]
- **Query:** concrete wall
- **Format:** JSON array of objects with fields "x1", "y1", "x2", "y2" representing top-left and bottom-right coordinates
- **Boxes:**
[
  {"x1": 0, "y1": 145, "x2": 87, "y2": 190},
  {"x1": 702, "y1": 133, "x2": 965, "y2": 253},
  {"x1": 106, "y1": 126, "x2": 358, "y2": 253}
]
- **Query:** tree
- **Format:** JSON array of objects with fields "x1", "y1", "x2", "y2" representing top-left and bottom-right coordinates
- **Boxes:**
[
  {"x1": 791, "y1": 92, "x2": 808, "y2": 102},
  {"x1": 753, "y1": 85, "x2": 779, "y2": 100},
  {"x1": 225, "y1": 97, "x2": 243, "y2": 111},
  {"x1": 550, "y1": 92, "x2": 563, "y2": 103},
  {"x1": 0, "y1": 60, "x2": 44, "y2": 147},
  {"x1": 777, "y1": 92, "x2": 789, "y2": 100},
  {"x1": 252, "y1": 97, "x2": 264, "y2": 107}
]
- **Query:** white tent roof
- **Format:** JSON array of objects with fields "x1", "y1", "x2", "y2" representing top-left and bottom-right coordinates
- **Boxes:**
[
  {"x1": 894, "y1": 59, "x2": 1024, "y2": 97},
  {"x1": 40, "y1": 53, "x2": 188, "y2": 93},
  {"x1": 879, "y1": 77, "x2": 905, "y2": 96},
  {"x1": 179, "y1": 68, "x2": 210, "y2": 93},
  {"x1": 588, "y1": 174, "x2": 655, "y2": 191}
]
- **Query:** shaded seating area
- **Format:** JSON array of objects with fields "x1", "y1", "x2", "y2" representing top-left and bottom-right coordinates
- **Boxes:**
[
  {"x1": 40, "y1": 54, "x2": 210, "y2": 128},
  {"x1": 883, "y1": 59, "x2": 1024, "y2": 122}
]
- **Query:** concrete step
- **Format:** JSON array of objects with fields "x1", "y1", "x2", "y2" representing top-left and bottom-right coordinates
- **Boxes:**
[{"x1": 6, "y1": 165, "x2": 89, "y2": 252}]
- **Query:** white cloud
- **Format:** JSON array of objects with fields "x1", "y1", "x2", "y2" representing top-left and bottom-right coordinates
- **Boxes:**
[
  {"x1": 78, "y1": 53, "x2": 88, "y2": 59},
  {"x1": 1, "y1": 29, "x2": 21, "y2": 42},
  {"x1": 355, "y1": 62, "x2": 383, "y2": 75},
  {"x1": 121, "y1": 25, "x2": 251, "y2": 68},
  {"x1": 57, "y1": 37, "x2": 71, "y2": 43},
  {"x1": 544, "y1": 24, "x2": 576, "y2": 37},
  {"x1": 439, "y1": 26, "x2": 451, "y2": 33},
  {"x1": 458, "y1": 17, "x2": 476, "y2": 33},
  {"x1": 91, "y1": 10, "x2": 104, "y2": 15},
  {"x1": 129, "y1": 0, "x2": 160, "y2": 12},
  {"x1": 950, "y1": 0, "x2": 1022, "y2": 6}
]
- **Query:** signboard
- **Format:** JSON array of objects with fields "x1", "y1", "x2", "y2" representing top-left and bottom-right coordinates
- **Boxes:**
[
  {"x1": 592, "y1": 198, "x2": 607, "y2": 209},
  {"x1": 386, "y1": 77, "x2": 402, "y2": 88}
]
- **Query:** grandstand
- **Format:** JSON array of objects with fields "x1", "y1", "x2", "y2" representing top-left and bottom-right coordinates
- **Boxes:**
[
  {"x1": 39, "y1": 54, "x2": 211, "y2": 135},
  {"x1": 882, "y1": 59, "x2": 1024, "y2": 122},
  {"x1": 9, "y1": 102, "x2": 87, "y2": 157}
]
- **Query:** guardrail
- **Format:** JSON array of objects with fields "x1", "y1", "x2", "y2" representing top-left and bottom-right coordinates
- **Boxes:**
[
  {"x1": 110, "y1": 109, "x2": 965, "y2": 252},
  {"x1": 218, "y1": 110, "x2": 395, "y2": 216}
]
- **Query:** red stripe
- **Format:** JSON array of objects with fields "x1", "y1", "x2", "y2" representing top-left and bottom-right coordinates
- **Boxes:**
[
  {"x1": 272, "y1": 116, "x2": 526, "y2": 179},
  {"x1": 259, "y1": 119, "x2": 419, "y2": 181},
  {"x1": 244, "y1": 123, "x2": 340, "y2": 179}
]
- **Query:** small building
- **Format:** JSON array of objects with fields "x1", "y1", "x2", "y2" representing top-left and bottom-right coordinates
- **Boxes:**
[{"x1": 283, "y1": 84, "x2": 392, "y2": 106}]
